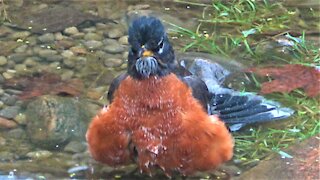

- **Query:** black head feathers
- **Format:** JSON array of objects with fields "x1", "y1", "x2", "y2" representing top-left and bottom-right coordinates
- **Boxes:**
[{"x1": 128, "y1": 16, "x2": 166, "y2": 50}]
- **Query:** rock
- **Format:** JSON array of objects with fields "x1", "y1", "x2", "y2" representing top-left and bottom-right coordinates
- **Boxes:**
[
  {"x1": 14, "y1": 113, "x2": 27, "y2": 125},
  {"x1": 14, "y1": 44, "x2": 28, "y2": 53},
  {"x1": 60, "y1": 70, "x2": 74, "y2": 80},
  {"x1": 0, "y1": 106, "x2": 20, "y2": 119},
  {"x1": 64, "y1": 26, "x2": 79, "y2": 35},
  {"x1": 63, "y1": 58, "x2": 76, "y2": 68},
  {"x1": 238, "y1": 136, "x2": 320, "y2": 180},
  {"x1": 38, "y1": 33, "x2": 55, "y2": 43},
  {"x1": 14, "y1": 64, "x2": 27, "y2": 73},
  {"x1": 24, "y1": 57, "x2": 38, "y2": 67},
  {"x1": 106, "y1": 26, "x2": 125, "y2": 39},
  {"x1": 84, "y1": 33, "x2": 103, "y2": 41},
  {"x1": 0, "y1": 41, "x2": 20, "y2": 56},
  {"x1": 71, "y1": 32, "x2": 85, "y2": 39},
  {"x1": 26, "y1": 150, "x2": 53, "y2": 159},
  {"x1": 1, "y1": 94, "x2": 18, "y2": 106},
  {"x1": 82, "y1": 27, "x2": 97, "y2": 33},
  {"x1": 38, "y1": 49, "x2": 58, "y2": 58},
  {"x1": 25, "y1": 95, "x2": 91, "y2": 149},
  {"x1": 55, "y1": 39, "x2": 75, "y2": 49},
  {"x1": 8, "y1": 53, "x2": 29, "y2": 63},
  {"x1": 0, "y1": 56, "x2": 8, "y2": 66},
  {"x1": 46, "y1": 55, "x2": 63, "y2": 62},
  {"x1": 2, "y1": 70, "x2": 16, "y2": 80},
  {"x1": 70, "y1": 46, "x2": 88, "y2": 55},
  {"x1": 83, "y1": 40, "x2": 103, "y2": 50},
  {"x1": 0, "y1": 26, "x2": 12, "y2": 37},
  {"x1": 104, "y1": 58, "x2": 123, "y2": 67},
  {"x1": 0, "y1": 136, "x2": 6, "y2": 146},
  {"x1": 6, "y1": 128, "x2": 26, "y2": 139},
  {"x1": 118, "y1": 35, "x2": 129, "y2": 45},
  {"x1": 0, "y1": 117, "x2": 18, "y2": 129},
  {"x1": 0, "y1": 151, "x2": 15, "y2": 161},
  {"x1": 64, "y1": 141, "x2": 87, "y2": 153},
  {"x1": 61, "y1": 50, "x2": 74, "y2": 59},
  {"x1": 103, "y1": 39, "x2": 125, "y2": 54},
  {"x1": 10, "y1": 31, "x2": 31, "y2": 40}
]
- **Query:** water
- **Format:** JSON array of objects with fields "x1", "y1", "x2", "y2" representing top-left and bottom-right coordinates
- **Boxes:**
[{"x1": 0, "y1": 0, "x2": 318, "y2": 179}]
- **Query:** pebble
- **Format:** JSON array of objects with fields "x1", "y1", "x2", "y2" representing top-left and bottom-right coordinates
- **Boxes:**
[
  {"x1": 64, "y1": 26, "x2": 79, "y2": 36},
  {"x1": 64, "y1": 141, "x2": 87, "y2": 153},
  {"x1": 14, "y1": 44, "x2": 28, "y2": 53},
  {"x1": 46, "y1": 55, "x2": 63, "y2": 62},
  {"x1": 0, "y1": 151, "x2": 15, "y2": 161},
  {"x1": 1, "y1": 94, "x2": 18, "y2": 106},
  {"x1": 0, "y1": 117, "x2": 18, "y2": 129},
  {"x1": 104, "y1": 43, "x2": 125, "y2": 54},
  {"x1": 54, "y1": 32, "x2": 66, "y2": 41},
  {"x1": 25, "y1": 36, "x2": 37, "y2": 46},
  {"x1": 0, "y1": 56, "x2": 8, "y2": 66},
  {"x1": 70, "y1": 46, "x2": 87, "y2": 55},
  {"x1": 14, "y1": 64, "x2": 27, "y2": 73},
  {"x1": 104, "y1": 58, "x2": 123, "y2": 67},
  {"x1": 0, "y1": 136, "x2": 6, "y2": 146},
  {"x1": 83, "y1": 40, "x2": 103, "y2": 50},
  {"x1": 38, "y1": 33, "x2": 55, "y2": 43},
  {"x1": 14, "y1": 113, "x2": 27, "y2": 125},
  {"x1": 106, "y1": 27, "x2": 124, "y2": 39},
  {"x1": 38, "y1": 49, "x2": 58, "y2": 58},
  {"x1": 0, "y1": 89, "x2": 4, "y2": 96},
  {"x1": 8, "y1": 53, "x2": 29, "y2": 63},
  {"x1": 118, "y1": 35, "x2": 129, "y2": 45},
  {"x1": 24, "y1": 57, "x2": 38, "y2": 67},
  {"x1": 60, "y1": 70, "x2": 74, "y2": 80},
  {"x1": 71, "y1": 32, "x2": 85, "y2": 39},
  {"x1": 6, "y1": 128, "x2": 25, "y2": 139},
  {"x1": 10, "y1": 31, "x2": 31, "y2": 40},
  {"x1": 82, "y1": 27, "x2": 97, "y2": 33},
  {"x1": 2, "y1": 71, "x2": 16, "y2": 79},
  {"x1": 26, "y1": 150, "x2": 53, "y2": 159},
  {"x1": 0, "y1": 106, "x2": 20, "y2": 119},
  {"x1": 61, "y1": 50, "x2": 74, "y2": 59},
  {"x1": 84, "y1": 32, "x2": 103, "y2": 41},
  {"x1": 63, "y1": 58, "x2": 76, "y2": 68}
]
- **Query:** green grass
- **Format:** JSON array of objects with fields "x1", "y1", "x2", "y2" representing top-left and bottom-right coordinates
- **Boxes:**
[{"x1": 171, "y1": 0, "x2": 320, "y2": 168}]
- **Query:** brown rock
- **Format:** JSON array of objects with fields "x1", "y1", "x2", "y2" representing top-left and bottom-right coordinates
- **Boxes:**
[{"x1": 0, "y1": 117, "x2": 18, "y2": 129}]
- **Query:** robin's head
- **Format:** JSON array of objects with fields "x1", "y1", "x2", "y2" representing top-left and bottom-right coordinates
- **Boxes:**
[{"x1": 127, "y1": 16, "x2": 175, "y2": 79}]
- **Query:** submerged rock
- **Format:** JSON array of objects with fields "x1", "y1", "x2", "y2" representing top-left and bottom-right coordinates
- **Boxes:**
[
  {"x1": 25, "y1": 95, "x2": 91, "y2": 149},
  {"x1": 8, "y1": 6, "x2": 115, "y2": 34}
]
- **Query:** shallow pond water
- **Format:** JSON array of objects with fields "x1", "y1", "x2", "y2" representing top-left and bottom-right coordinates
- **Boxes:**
[{"x1": 0, "y1": 0, "x2": 318, "y2": 179}]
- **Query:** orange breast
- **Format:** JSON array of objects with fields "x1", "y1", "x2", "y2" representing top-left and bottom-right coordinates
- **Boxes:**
[{"x1": 86, "y1": 73, "x2": 234, "y2": 176}]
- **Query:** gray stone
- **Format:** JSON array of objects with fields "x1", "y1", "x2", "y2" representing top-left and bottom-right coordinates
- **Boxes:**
[
  {"x1": 71, "y1": 32, "x2": 85, "y2": 39},
  {"x1": 104, "y1": 58, "x2": 123, "y2": 67},
  {"x1": 61, "y1": 50, "x2": 74, "y2": 59},
  {"x1": 84, "y1": 32, "x2": 103, "y2": 41},
  {"x1": 14, "y1": 44, "x2": 28, "y2": 53},
  {"x1": 38, "y1": 33, "x2": 55, "y2": 43},
  {"x1": 102, "y1": 38, "x2": 118, "y2": 45},
  {"x1": 63, "y1": 58, "x2": 76, "y2": 68},
  {"x1": 106, "y1": 27, "x2": 125, "y2": 39},
  {"x1": 83, "y1": 40, "x2": 103, "y2": 50},
  {"x1": 0, "y1": 56, "x2": 8, "y2": 66},
  {"x1": 82, "y1": 27, "x2": 97, "y2": 33},
  {"x1": 0, "y1": 106, "x2": 20, "y2": 119},
  {"x1": 60, "y1": 70, "x2": 74, "y2": 81},
  {"x1": 118, "y1": 35, "x2": 129, "y2": 45},
  {"x1": 10, "y1": 31, "x2": 31, "y2": 40},
  {"x1": 1, "y1": 94, "x2": 18, "y2": 106},
  {"x1": 25, "y1": 95, "x2": 92, "y2": 149},
  {"x1": 104, "y1": 43, "x2": 125, "y2": 54},
  {"x1": 64, "y1": 141, "x2": 87, "y2": 153},
  {"x1": 45, "y1": 55, "x2": 63, "y2": 62},
  {"x1": 24, "y1": 57, "x2": 38, "y2": 67},
  {"x1": 38, "y1": 49, "x2": 58, "y2": 58},
  {"x1": 64, "y1": 26, "x2": 79, "y2": 36},
  {"x1": 0, "y1": 136, "x2": 5, "y2": 146},
  {"x1": 26, "y1": 150, "x2": 53, "y2": 159},
  {"x1": 14, "y1": 64, "x2": 27, "y2": 73},
  {"x1": 8, "y1": 53, "x2": 29, "y2": 63},
  {"x1": 6, "y1": 128, "x2": 26, "y2": 139}
]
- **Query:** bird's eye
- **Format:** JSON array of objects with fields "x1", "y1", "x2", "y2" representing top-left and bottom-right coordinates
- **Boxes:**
[{"x1": 154, "y1": 39, "x2": 164, "y2": 54}]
